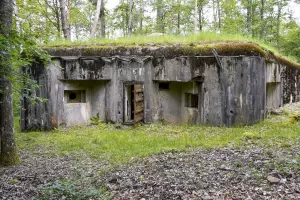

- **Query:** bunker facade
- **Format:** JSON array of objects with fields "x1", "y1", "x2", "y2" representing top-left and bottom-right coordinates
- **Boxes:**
[{"x1": 21, "y1": 43, "x2": 300, "y2": 130}]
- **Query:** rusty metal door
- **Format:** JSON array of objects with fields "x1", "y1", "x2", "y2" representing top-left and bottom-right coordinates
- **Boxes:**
[{"x1": 133, "y1": 84, "x2": 144, "y2": 123}]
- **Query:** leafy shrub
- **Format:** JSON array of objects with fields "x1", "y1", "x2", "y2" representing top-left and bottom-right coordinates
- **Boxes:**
[
  {"x1": 35, "y1": 179, "x2": 107, "y2": 200},
  {"x1": 90, "y1": 113, "x2": 102, "y2": 125},
  {"x1": 290, "y1": 113, "x2": 300, "y2": 123}
]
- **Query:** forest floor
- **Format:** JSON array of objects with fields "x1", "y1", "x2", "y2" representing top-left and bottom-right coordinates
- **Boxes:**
[{"x1": 1, "y1": 103, "x2": 300, "y2": 199}]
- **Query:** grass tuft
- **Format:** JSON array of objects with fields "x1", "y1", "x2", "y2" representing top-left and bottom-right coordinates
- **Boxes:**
[{"x1": 242, "y1": 131, "x2": 262, "y2": 139}]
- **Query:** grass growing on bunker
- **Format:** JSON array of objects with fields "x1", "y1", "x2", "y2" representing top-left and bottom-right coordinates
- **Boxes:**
[
  {"x1": 15, "y1": 111, "x2": 300, "y2": 166},
  {"x1": 44, "y1": 32, "x2": 300, "y2": 68},
  {"x1": 46, "y1": 32, "x2": 278, "y2": 56},
  {"x1": 46, "y1": 32, "x2": 250, "y2": 46}
]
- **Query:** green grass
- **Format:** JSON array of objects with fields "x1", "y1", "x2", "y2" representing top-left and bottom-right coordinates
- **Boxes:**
[
  {"x1": 15, "y1": 114, "x2": 300, "y2": 165},
  {"x1": 46, "y1": 32, "x2": 278, "y2": 55},
  {"x1": 44, "y1": 32, "x2": 299, "y2": 68},
  {"x1": 46, "y1": 32, "x2": 252, "y2": 47}
]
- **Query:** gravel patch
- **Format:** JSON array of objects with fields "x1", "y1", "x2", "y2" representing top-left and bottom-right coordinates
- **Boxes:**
[
  {"x1": 0, "y1": 151, "x2": 72, "y2": 200},
  {"x1": 1, "y1": 147, "x2": 299, "y2": 200},
  {"x1": 102, "y1": 147, "x2": 300, "y2": 200}
]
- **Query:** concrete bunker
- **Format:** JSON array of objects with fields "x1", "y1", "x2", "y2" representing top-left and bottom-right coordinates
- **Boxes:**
[{"x1": 20, "y1": 42, "x2": 300, "y2": 130}]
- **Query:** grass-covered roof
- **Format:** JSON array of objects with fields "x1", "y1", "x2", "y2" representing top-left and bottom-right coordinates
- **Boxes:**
[{"x1": 45, "y1": 33, "x2": 300, "y2": 68}]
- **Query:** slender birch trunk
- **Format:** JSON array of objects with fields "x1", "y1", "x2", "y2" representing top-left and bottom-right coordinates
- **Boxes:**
[{"x1": 90, "y1": 0, "x2": 101, "y2": 38}]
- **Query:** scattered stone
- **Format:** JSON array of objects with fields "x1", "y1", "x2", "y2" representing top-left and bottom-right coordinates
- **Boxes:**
[
  {"x1": 267, "y1": 175, "x2": 280, "y2": 184},
  {"x1": 201, "y1": 195, "x2": 213, "y2": 200}
]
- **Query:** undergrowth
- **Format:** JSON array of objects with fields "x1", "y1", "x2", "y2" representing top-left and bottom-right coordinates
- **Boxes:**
[
  {"x1": 15, "y1": 112, "x2": 300, "y2": 166},
  {"x1": 35, "y1": 179, "x2": 108, "y2": 200}
]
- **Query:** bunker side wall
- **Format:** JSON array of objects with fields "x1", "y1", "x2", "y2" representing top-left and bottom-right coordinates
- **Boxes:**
[
  {"x1": 20, "y1": 63, "x2": 52, "y2": 130},
  {"x1": 282, "y1": 65, "x2": 300, "y2": 104}
]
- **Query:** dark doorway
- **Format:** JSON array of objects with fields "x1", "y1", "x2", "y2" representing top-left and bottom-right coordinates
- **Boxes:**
[{"x1": 124, "y1": 84, "x2": 144, "y2": 124}]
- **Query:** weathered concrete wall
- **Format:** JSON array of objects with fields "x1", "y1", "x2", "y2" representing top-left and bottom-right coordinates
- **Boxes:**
[
  {"x1": 21, "y1": 53, "x2": 300, "y2": 130},
  {"x1": 158, "y1": 82, "x2": 183, "y2": 124},
  {"x1": 266, "y1": 83, "x2": 281, "y2": 110},
  {"x1": 282, "y1": 65, "x2": 300, "y2": 104},
  {"x1": 195, "y1": 56, "x2": 266, "y2": 126},
  {"x1": 20, "y1": 63, "x2": 52, "y2": 130},
  {"x1": 265, "y1": 62, "x2": 283, "y2": 110},
  {"x1": 59, "y1": 57, "x2": 112, "y2": 80},
  {"x1": 154, "y1": 56, "x2": 266, "y2": 126}
]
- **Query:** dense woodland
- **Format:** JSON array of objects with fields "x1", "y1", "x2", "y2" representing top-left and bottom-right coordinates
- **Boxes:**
[{"x1": 12, "y1": 0, "x2": 300, "y2": 61}]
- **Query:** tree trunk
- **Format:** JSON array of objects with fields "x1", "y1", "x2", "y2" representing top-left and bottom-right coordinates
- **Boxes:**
[
  {"x1": 99, "y1": 0, "x2": 105, "y2": 38},
  {"x1": 177, "y1": 0, "x2": 181, "y2": 34},
  {"x1": 59, "y1": 0, "x2": 71, "y2": 39},
  {"x1": 90, "y1": 0, "x2": 101, "y2": 38},
  {"x1": 194, "y1": 0, "x2": 198, "y2": 32},
  {"x1": 157, "y1": 0, "x2": 164, "y2": 33},
  {"x1": 139, "y1": 0, "x2": 143, "y2": 32},
  {"x1": 251, "y1": 0, "x2": 255, "y2": 37},
  {"x1": 259, "y1": 0, "x2": 265, "y2": 38},
  {"x1": 246, "y1": 0, "x2": 252, "y2": 35},
  {"x1": 212, "y1": 0, "x2": 216, "y2": 31},
  {"x1": 216, "y1": 0, "x2": 221, "y2": 31},
  {"x1": 198, "y1": 4, "x2": 203, "y2": 31},
  {"x1": 276, "y1": 0, "x2": 283, "y2": 47},
  {"x1": 128, "y1": 0, "x2": 133, "y2": 36},
  {"x1": 0, "y1": 0, "x2": 20, "y2": 166}
]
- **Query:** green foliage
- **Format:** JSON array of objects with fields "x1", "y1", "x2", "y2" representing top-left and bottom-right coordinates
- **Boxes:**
[
  {"x1": 70, "y1": 0, "x2": 94, "y2": 40},
  {"x1": 0, "y1": 29, "x2": 50, "y2": 116},
  {"x1": 9, "y1": 179, "x2": 20, "y2": 184},
  {"x1": 89, "y1": 113, "x2": 106, "y2": 126},
  {"x1": 36, "y1": 179, "x2": 108, "y2": 200},
  {"x1": 290, "y1": 113, "x2": 300, "y2": 123},
  {"x1": 280, "y1": 27, "x2": 300, "y2": 63},
  {"x1": 112, "y1": 2, "x2": 130, "y2": 36},
  {"x1": 16, "y1": 0, "x2": 61, "y2": 42}
]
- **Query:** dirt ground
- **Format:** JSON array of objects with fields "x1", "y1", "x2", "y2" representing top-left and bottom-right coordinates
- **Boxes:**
[
  {"x1": 1, "y1": 146, "x2": 299, "y2": 200},
  {"x1": 101, "y1": 147, "x2": 300, "y2": 200}
]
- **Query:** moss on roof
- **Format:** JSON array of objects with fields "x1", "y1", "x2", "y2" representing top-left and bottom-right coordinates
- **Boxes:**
[{"x1": 44, "y1": 33, "x2": 300, "y2": 69}]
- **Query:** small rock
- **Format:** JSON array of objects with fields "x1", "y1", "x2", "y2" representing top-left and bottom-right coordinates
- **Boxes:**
[
  {"x1": 201, "y1": 195, "x2": 213, "y2": 200},
  {"x1": 267, "y1": 175, "x2": 280, "y2": 184},
  {"x1": 108, "y1": 177, "x2": 119, "y2": 183}
]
